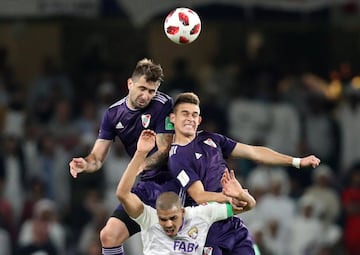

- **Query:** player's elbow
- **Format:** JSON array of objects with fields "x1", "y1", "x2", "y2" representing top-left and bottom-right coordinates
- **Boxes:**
[
  {"x1": 243, "y1": 196, "x2": 256, "y2": 212},
  {"x1": 233, "y1": 194, "x2": 256, "y2": 213},
  {"x1": 116, "y1": 185, "x2": 127, "y2": 203},
  {"x1": 247, "y1": 197, "x2": 256, "y2": 210}
]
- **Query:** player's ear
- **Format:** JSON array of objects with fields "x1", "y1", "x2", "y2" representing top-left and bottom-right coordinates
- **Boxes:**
[
  {"x1": 197, "y1": 116, "x2": 202, "y2": 125},
  {"x1": 127, "y1": 78, "x2": 133, "y2": 89},
  {"x1": 181, "y1": 208, "x2": 185, "y2": 215},
  {"x1": 170, "y1": 112, "x2": 175, "y2": 123}
]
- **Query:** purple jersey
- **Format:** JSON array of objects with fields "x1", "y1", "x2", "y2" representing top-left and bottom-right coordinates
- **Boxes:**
[
  {"x1": 98, "y1": 91, "x2": 174, "y2": 182},
  {"x1": 168, "y1": 131, "x2": 255, "y2": 255},
  {"x1": 169, "y1": 130, "x2": 236, "y2": 205}
]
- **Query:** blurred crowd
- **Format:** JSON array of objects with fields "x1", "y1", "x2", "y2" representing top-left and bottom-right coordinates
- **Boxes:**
[{"x1": 0, "y1": 41, "x2": 360, "y2": 255}]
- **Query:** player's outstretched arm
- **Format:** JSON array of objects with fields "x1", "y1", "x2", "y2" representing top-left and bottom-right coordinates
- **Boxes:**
[
  {"x1": 187, "y1": 181, "x2": 232, "y2": 205},
  {"x1": 231, "y1": 143, "x2": 321, "y2": 169},
  {"x1": 116, "y1": 129, "x2": 157, "y2": 218},
  {"x1": 140, "y1": 133, "x2": 173, "y2": 172},
  {"x1": 69, "y1": 139, "x2": 112, "y2": 178},
  {"x1": 221, "y1": 169, "x2": 256, "y2": 213}
]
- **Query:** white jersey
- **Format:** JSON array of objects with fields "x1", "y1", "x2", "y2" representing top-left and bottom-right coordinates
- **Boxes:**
[{"x1": 132, "y1": 202, "x2": 232, "y2": 255}]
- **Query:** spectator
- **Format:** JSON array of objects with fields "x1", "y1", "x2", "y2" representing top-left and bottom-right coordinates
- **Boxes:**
[
  {"x1": 288, "y1": 195, "x2": 323, "y2": 255},
  {"x1": 341, "y1": 162, "x2": 360, "y2": 255},
  {"x1": 17, "y1": 198, "x2": 66, "y2": 255}
]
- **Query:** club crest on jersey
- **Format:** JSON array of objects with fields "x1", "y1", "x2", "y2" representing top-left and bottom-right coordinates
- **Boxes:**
[
  {"x1": 188, "y1": 226, "x2": 198, "y2": 239},
  {"x1": 203, "y1": 247, "x2": 213, "y2": 255},
  {"x1": 203, "y1": 138, "x2": 217, "y2": 148},
  {"x1": 141, "y1": 114, "x2": 151, "y2": 128}
]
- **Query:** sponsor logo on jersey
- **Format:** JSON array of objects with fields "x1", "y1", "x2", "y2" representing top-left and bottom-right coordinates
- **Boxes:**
[
  {"x1": 203, "y1": 247, "x2": 213, "y2": 255},
  {"x1": 116, "y1": 121, "x2": 124, "y2": 129},
  {"x1": 203, "y1": 138, "x2": 217, "y2": 148},
  {"x1": 177, "y1": 170, "x2": 190, "y2": 187},
  {"x1": 188, "y1": 226, "x2": 198, "y2": 239},
  {"x1": 174, "y1": 240, "x2": 199, "y2": 253},
  {"x1": 141, "y1": 114, "x2": 151, "y2": 128}
]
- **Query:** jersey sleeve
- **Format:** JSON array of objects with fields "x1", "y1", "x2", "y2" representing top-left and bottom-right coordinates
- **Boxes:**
[
  {"x1": 131, "y1": 204, "x2": 158, "y2": 231},
  {"x1": 213, "y1": 132, "x2": 237, "y2": 158},
  {"x1": 153, "y1": 95, "x2": 174, "y2": 134},
  {"x1": 169, "y1": 147, "x2": 200, "y2": 191},
  {"x1": 98, "y1": 109, "x2": 116, "y2": 141},
  {"x1": 187, "y1": 202, "x2": 233, "y2": 223}
]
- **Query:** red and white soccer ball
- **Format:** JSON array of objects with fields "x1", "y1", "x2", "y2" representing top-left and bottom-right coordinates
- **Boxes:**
[{"x1": 164, "y1": 7, "x2": 201, "y2": 45}]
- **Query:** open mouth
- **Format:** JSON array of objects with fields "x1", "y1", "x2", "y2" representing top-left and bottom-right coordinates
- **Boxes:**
[
  {"x1": 165, "y1": 228, "x2": 175, "y2": 236},
  {"x1": 184, "y1": 123, "x2": 195, "y2": 129}
]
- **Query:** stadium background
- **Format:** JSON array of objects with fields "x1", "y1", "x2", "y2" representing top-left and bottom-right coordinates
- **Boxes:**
[{"x1": 0, "y1": 0, "x2": 360, "y2": 254}]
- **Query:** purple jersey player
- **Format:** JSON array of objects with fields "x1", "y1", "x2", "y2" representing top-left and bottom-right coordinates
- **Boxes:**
[
  {"x1": 69, "y1": 58, "x2": 177, "y2": 255},
  {"x1": 168, "y1": 92, "x2": 321, "y2": 255},
  {"x1": 115, "y1": 129, "x2": 256, "y2": 255},
  {"x1": 98, "y1": 90, "x2": 174, "y2": 183}
]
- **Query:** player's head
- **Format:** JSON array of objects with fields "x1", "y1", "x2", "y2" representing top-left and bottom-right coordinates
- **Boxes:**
[
  {"x1": 170, "y1": 92, "x2": 202, "y2": 137},
  {"x1": 156, "y1": 192, "x2": 185, "y2": 237},
  {"x1": 127, "y1": 58, "x2": 164, "y2": 110}
]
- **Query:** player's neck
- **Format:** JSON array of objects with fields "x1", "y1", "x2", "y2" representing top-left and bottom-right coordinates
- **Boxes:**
[
  {"x1": 173, "y1": 133, "x2": 195, "y2": 145},
  {"x1": 126, "y1": 97, "x2": 136, "y2": 110}
]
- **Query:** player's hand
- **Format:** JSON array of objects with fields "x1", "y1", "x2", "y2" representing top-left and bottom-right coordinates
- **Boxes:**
[
  {"x1": 300, "y1": 155, "x2": 321, "y2": 168},
  {"x1": 221, "y1": 169, "x2": 244, "y2": 197},
  {"x1": 231, "y1": 197, "x2": 248, "y2": 211},
  {"x1": 69, "y1": 157, "x2": 87, "y2": 178},
  {"x1": 137, "y1": 129, "x2": 156, "y2": 154}
]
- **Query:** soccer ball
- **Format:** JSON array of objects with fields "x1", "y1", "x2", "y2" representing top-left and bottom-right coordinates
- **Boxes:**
[{"x1": 164, "y1": 7, "x2": 201, "y2": 45}]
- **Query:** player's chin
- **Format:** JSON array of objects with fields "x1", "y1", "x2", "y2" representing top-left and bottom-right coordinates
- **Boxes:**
[
  {"x1": 182, "y1": 127, "x2": 196, "y2": 135},
  {"x1": 136, "y1": 99, "x2": 150, "y2": 108},
  {"x1": 136, "y1": 103, "x2": 148, "y2": 109}
]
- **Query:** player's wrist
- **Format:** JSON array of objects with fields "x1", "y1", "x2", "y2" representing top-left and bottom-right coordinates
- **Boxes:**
[
  {"x1": 292, "y1": 157, "x2": 301, "y2": 169},
  {"x1": 135, "y1": 150, "x2": 149, "y2": 158}
]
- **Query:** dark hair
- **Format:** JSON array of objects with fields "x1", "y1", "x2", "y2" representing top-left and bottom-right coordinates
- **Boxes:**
[
  {"x1": 173, "y1": 92, "x2": 200, "y2": 112},
  {"x1": 132, "y1": 58, "x2": 164, "y2": 83},
  {"x1": 156, "y1": 192, "x2": 182, "y2": 210}
]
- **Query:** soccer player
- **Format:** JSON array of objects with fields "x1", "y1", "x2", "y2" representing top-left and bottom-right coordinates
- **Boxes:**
[
  {"x1": 116, "y1": 129, "x2": 256, "y2": 255},
  {"x1": 69, "y1": 58, "x2": 176, "y2": 255},
  {"x1": 168, "y1": 92, "x2": 321, "y2": 255}
]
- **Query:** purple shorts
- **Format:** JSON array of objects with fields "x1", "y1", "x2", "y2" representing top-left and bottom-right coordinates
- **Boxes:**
[{"x1": 204, "y1": 216, "x2": 255, "y2": 255}]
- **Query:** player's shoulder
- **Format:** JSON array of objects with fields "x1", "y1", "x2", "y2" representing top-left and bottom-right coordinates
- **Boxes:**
[
  {"x1": 196, "y1": 130, "x2": 220, "y2": 140},
  {"x1": 152, "y1": 91, "x2": 173, "y2": 105},
  {"x1": 196, "y1": 130, "x2": 224, "y2": 146},
  {"x1": 108, "y1": 96, "x2": 127, "y2": 109}
]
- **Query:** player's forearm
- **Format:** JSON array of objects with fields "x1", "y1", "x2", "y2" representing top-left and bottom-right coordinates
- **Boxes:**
[
  {"x1": 117, "y1": 151, "x2": 147, "y2": 200},
  {"x1": 143, "y1": 150, "x2": 168, "y2": 170},
  {"x1": 191, "y1": 191, "x2": 229, "y2": 205},
  {"x1": 142, "y1": 133, "x2": 172, "y2": 170},
  {"x1": 250, "y1": 146, "x2": 293, "y2": 166},
  {"x1": 83, "y1": 154, "x2": 104, "y2": 173}
]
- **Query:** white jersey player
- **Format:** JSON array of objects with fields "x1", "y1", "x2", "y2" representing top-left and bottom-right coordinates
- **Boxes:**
[{"x1": 135, "y1": 201, "x2": 232, "y2": 255}]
